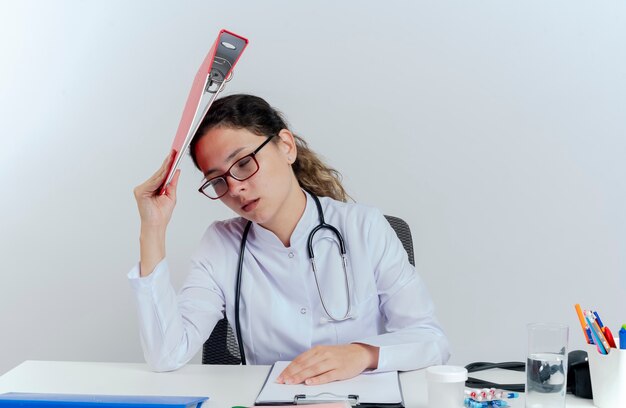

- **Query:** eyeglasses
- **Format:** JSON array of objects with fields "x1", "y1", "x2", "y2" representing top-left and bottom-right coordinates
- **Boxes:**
[{"x1": 198, "y1": 135, "x2": 275, "y2": 199}]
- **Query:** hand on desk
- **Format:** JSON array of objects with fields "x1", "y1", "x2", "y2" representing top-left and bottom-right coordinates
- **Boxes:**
[{"x1": 276, "y1": 343, "x2": 379, "y2": 385}]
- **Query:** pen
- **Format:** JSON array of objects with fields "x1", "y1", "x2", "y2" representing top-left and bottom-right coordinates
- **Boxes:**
[
  {"x1": 593, "y1": 311, "x2": 605, "y2": 328},
  {"x1": 585, "y1": 311, "x2": 611, "y2": 352},
  {"x1": 593, "y1": 310, "x2": 616, "y2": 348},
  {"x1": 620, "y1": 325, "x2": 626, "y2": 350},
  {"x1": 587, "y1": 328, "x2": 595, "y2": 344},
  {"x1": 585, "y1": 313, "x2": 608, "y2": 354},
  {"x1": 575, "y1": 304, "x2": 592, "y2": 344},
  {"x1": 586, "y1": 311, "x2": 610, "y2": 350}
]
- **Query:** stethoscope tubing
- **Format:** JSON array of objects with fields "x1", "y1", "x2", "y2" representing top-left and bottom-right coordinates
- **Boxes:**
[
  {"x1": 234, "y1": 192, "x2": 350, "y2": 365},
  {"x1": 234, "y1": 221, "x2": 252, "y2": 365}
]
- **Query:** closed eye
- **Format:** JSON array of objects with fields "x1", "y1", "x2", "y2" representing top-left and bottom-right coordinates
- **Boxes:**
[{"x1": 236, "y1": 156, "x2": 253, "y2": 168}]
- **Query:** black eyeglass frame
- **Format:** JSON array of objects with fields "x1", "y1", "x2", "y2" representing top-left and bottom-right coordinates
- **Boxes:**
[{"x1": 198, "y1": 135, "x2": 276, "y2": 200}]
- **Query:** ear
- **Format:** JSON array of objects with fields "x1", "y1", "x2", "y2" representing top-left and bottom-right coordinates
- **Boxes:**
[{"x1": 276, "y1": 129, "x2": 297, "y2": 164}]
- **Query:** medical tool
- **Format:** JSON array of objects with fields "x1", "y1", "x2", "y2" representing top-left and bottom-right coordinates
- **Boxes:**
[{"x1": 235, "y1": 192, "x2": 351, "y2": 364}]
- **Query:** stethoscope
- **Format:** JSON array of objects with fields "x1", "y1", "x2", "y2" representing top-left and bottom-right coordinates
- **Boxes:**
[{"x1": 234, "y1": 192, "x2": 353, "y2": 364}]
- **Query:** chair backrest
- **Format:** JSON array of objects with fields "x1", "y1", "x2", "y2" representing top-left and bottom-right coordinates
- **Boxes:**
[
  {"x1": 383, "y1": 215, "x2": 415, "y2": 267},
  {"x1": 201, "y1": 214, "x2": 415, "y2": 364},
  {"x1": 201, "y1": 316, "x2": 241, "y2": 364}
]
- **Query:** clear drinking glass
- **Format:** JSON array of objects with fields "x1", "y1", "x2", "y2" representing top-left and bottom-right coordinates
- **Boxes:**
[{"x1": 525, "y1": 323, "x2": 569, "y2": 408}]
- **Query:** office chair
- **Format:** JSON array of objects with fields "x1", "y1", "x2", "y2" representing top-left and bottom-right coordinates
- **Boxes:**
[
  {"x1": 383, "y1": 215, "x2": 415, "y2": 267},
  {"x1": 201, "y1": 215, "x2": 416, "y2": 365}
]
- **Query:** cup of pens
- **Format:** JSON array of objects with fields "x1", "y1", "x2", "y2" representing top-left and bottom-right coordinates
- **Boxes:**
[{"x1": 575, "y1": 304, "x2": 626, "y2": 408}]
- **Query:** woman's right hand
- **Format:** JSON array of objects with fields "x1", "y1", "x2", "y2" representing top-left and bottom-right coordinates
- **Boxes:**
[
  {"x1": 134, "y1": 150, "x2": 181, "y2": 229},
  {"x1": 133, "y1": 150, "x2": 181, "y2": 277}
]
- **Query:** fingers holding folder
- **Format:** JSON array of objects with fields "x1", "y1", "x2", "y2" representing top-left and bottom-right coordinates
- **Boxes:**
[
  {"x1": 133, "y1": 150, "x2": 181, "y2": 277},
  {"x1": 134, "y1": 150, "x2": 181, "y2": 225}
]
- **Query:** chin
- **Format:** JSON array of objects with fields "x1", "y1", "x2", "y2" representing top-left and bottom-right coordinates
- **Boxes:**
[
  {"x1": 235, "y1": 206, "x2": 267, "y2": 225},
  {"x1": 230, "y1": 197, "x2": 276, "y2": 226},
  {"x1": 247, "y1": 212, "x2": 271, "y2": 226},
  {"x1": 249, "y1": 208, "x2": 277, "y2": 227}
]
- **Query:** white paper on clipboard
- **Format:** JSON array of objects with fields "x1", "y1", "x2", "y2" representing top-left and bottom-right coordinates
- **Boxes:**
[
  {"x1": 255, "y1": 361, "x2": 404, "y2": 407},
  {"x1": 159, "y1": 29, "x2": 248, "y2": 194}
]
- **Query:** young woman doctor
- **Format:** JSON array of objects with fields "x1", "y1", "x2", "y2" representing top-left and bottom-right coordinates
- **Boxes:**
[{"x1": 130, "y1": 94, "x2": 450, "y2": 385}]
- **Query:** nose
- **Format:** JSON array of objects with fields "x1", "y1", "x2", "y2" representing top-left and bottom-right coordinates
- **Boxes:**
[{"x1": 226, "y1": 175, "x2": 247, "y2": 197}]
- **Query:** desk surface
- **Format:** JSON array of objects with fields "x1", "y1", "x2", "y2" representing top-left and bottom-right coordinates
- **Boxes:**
[{"x1": 0, "y1": 361, "x2": 595, "y2": 408}]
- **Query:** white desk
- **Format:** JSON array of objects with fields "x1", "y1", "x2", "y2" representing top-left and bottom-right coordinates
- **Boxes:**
[{"x1": 0, "y1": 361, "x2": 595, "y2": 407}]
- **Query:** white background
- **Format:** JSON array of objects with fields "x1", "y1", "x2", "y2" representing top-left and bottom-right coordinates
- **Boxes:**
[{"x1": 1, "y1": 0, "x2": 625, "y2": 375}]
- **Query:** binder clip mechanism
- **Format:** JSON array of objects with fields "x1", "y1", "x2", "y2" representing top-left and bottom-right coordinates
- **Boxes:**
[
  {"x1": 206, "y1": 57, "x2": 232, "y2": 94},
  {"x1": 293, "y1": 393, "x2": 359, "y2": 406},
  {"x1": 195, "y1": 31, "x2": 246, "y2": 129},
  {"x1": 203, "y1": 31, "x2": 245, "y2": 94}
]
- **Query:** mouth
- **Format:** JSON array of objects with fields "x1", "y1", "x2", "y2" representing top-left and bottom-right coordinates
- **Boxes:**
[{"x1": 241, "y1": 198, "x2": 260, "y2": 213}]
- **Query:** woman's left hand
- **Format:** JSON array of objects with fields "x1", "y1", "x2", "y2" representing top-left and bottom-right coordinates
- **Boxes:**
[{"x1": 276, "y1": 343, "x2": 379, "y2": 385}]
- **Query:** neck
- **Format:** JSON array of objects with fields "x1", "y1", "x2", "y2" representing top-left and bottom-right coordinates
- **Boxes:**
[{"x1": 262, "y1": 185, "x2": 307, "y2": 247}]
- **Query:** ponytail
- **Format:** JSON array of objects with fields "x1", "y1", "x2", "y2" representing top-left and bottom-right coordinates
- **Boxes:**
[{"x1": 291, "y1": 135, "x2": 350, "y2": 202}]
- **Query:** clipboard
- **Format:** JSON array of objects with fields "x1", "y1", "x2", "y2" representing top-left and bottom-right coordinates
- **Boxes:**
[
  {"x1": 254, "y1": 362, "x2": 405, "y2": 407},
  {"x1": 159, "y1": 29, "x2": 249, "y2": 194}
]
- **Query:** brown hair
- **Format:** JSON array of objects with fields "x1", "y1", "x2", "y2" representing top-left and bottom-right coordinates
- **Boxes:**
[{"x1": 189, "y1": 94, "x2": 350, "y2": 202}]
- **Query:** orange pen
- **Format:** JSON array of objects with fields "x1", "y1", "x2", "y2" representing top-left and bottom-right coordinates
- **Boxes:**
[{"x1": 574, "y1": 304, "x2": 592, "y2": 344}]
